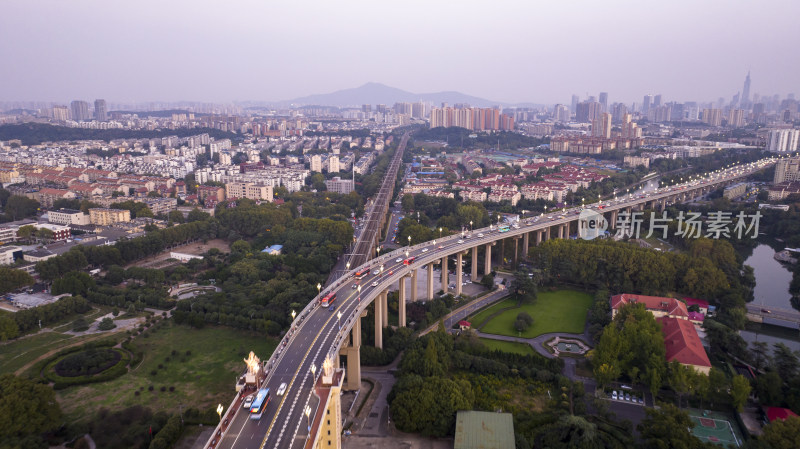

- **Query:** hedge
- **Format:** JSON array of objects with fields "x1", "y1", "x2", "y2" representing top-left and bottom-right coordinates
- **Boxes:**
[
  {"x1": 42, "y1": 345, "x2": 131, "y2": 389},
  {"x1": 149, "y1": 415, "x2": 183, "y2": 449}
]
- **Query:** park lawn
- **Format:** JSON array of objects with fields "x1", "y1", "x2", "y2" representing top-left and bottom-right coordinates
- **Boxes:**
[
  {"x1": 479, "y1": 290, "x2": 592, "y2": 338},
  {"x1": 0, "y1": 331, "x2": 80, "y2": 375},
  {"x1": 56, "y1": 322, "x2": 277, "y2": 423},
  {"x1": 468, "y1": 298, "x2": 518, "y2": 328},
  {"x1": 479, "y1": 338, "x2": 536, "y2": 356}
]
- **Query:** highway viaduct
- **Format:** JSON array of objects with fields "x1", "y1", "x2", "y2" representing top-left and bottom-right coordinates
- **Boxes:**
[{"x1": 208, "y1": 156, "x2": 779, "y2": 449}]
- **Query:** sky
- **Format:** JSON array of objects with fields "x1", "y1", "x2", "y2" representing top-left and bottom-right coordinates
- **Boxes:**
[{"x1": 1, "y1": 0, "x2": 799, "y2": 106}]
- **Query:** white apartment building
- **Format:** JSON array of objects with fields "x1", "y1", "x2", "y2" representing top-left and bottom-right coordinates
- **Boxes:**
[
  {"x1": 767, "y1": 129, "x2": 800, "y2": 153},
  {"x1": 48, "y1": 208, "x2": 90, "y2": 226},
  {"x1": 225, "y1": 182, "x2": 273, "y2": 202}
]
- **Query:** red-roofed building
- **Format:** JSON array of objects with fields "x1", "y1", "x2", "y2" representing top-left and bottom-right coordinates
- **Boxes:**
[
  {"x1": 658, "y1": 316, "x2": 711, "y2": 375},
  {"x1": 610, "y1": 294, "x2": 689, "y2": 319},
  {"x1": 764, "y1": 406, "x2": 799, "y2": 422},
  {"x1": 459, "y1": 320, "x2": 471, "y2": 330},
  {"x1": 683, "y1": 298, "x2": 710, "y2": 314}
]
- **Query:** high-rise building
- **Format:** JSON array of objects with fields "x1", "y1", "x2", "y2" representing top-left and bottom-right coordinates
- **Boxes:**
[
  {"x1": 611, "y1": 103, "x2": 628, "y2": 123},
  {"x1": 702, "y1": 108, "x2": 723, "y2": 127},
  {"x1": 575, "y1": 101, "x2": 602, "y2": 123},
  {"x1": 328, "y1": 155, "x2": 340, "y2": 173},
  {"x1": 362, "y1": 104, "x2": 371, "y2": 113},
  {"x1": 620, "y1": 114, "x2": 642, "y2": 139},
  {"x1": 598, "y1": 92, "x2": 608, "y2": 112},
  {"x1": 553, "y1": 104, "x2": 570, "y2": 123},
  {"x1": 310, "y1": 155, "x2": 323, "y2": 172},
  {"x1": 571, "y1": 95, "x2": 579, "y2": 113},
  {"x1": 774, "y1": 156, "x2": 800, "y2": 183},
  {"x1": 70, "y1": 100, "x2": 90, "y2": 121},
  {"x1": 94, "y1": 99, "x2": 107, "y2": 121},
  {"x1": 52, "y1": 105, "x2": 70, "y2": 121},
  {"x1": 654, "y1": 94, "x2": 662, "y2": 108},
  {"x1": 767, "y1": 129, "x2": 800, "y2": 153},
  {"x1": 591, "y1": 113, "x2": 612, "y2": 138},
  {"x1": 727, "y1": 109, "x2": 745, "y2": 128},
  {"x1": 643, "y1": 95, "x2": 654, "y2": 114},
  {"x1": 742, "y1": 71, "x2": 751, "y2": 106}
]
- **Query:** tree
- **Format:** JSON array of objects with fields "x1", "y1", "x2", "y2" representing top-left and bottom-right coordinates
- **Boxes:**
[
  {"x1": 167, "y1": 210, "x2": 185, "y2": 223},
  {"x1": 0, "y1": 314, "x2": 19, "y2": 341},
  {"x1": 762, "y1": 415, "x2": 800, "y2": 449},
  {"x1": 729, "y1": 374, "x2": 751, "y2": 412},
  {"x1": 514, "y1": 311, "x2": 533, "y2": 333},
  {"x1": 772, "y1": 343, "x2": 799, "y2": 380},
  {"x1": 0, "y1": 267, "x2": 34, "y2": 295},
  {"x1": 637, "y1": 404, "x2": 708, "y2": 449},
  {"x1": 98, "y1": 317, "x2": 116, "y2": 331},
  {"x1": 3, "y1": 195, "x2": 40, "y2": 221},
  {"x1": 513, "y1": 271, "x2": 538, "y2": 304},
  {"x1": 16, "y1": 224, "x2": 36, "y2": 240},
  {"x1": 0, "y1": 374, "x2": 63, "y2": 444},
  {"x1": 751, "y1": 341, "x2": 770, "y2": 371},
  {"x1": 187, "y1": 208, "x2": 210, "y2": 222}
]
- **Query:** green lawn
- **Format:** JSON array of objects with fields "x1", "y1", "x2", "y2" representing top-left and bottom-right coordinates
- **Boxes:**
[
  {"x1": 56, "y1": 322, "x2": 277, "y2": 422},
  {"x1": 468, "y1": 298, "x2": 518, "y2": 328},
  {"x1": 479, "y1": 338, "x2": 536, "y2": 356},
  {"x1": 0, "y1": 331, "x2": 78, "y2": 375},
  {"x1": 477, "y1": 290, "x2": 592, "y2": 338}
]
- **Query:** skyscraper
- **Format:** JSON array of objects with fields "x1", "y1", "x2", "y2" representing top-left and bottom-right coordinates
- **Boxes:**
[
  {"x1": 643, "y1": 95, "x2": 653, "y2": 114},
  {"x1": 654, "y1": 94, "x2": 662, "y2": 107},
  {"x1": 591, "y1": 113, "x2": 612, "y2": 138},
  {"x1": 742, "y1": 71, "x2": 751, "y2": 106},
  {"x1": 94, "y1": 99, "x2": 107, "y2": 121},
  {"x1": 571, "y1": 95, "x2": 579, "y2": 113},
  {"x1": 70, "y1": 100, "x2": 90, "y2": 121},
  {"x1": 598, "y1": 92, "x2": 608, "y2": 112}
]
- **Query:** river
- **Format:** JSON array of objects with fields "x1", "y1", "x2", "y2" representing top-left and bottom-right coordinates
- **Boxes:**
[
  {"x1": 744, "y1": 243, "x2": 794, "y2": 309},
  {"x1": 740, "y1": 243, "x2": 798, "y2": 352}
]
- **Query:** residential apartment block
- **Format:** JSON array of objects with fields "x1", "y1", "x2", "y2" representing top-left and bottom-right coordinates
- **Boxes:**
[
  {"x1": 225, "y1": 182, "x2": 273, "y2": 201},
  {"x1": 89, "y1": 208, "x2": 132, "y2": 226}
]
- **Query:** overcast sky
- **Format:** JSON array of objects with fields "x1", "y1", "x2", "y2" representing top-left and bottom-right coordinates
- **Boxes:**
[{"x1": 1, "y1": 0, "x2": 798, "y2": 106}]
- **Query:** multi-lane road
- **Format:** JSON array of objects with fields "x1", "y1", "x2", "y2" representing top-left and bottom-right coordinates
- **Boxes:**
[{"x1": 213, "y1": 156, "x2": 777, "y2": 449}]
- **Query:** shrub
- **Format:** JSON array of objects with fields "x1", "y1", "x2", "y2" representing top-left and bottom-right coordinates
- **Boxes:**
[
  {"x1": 148, "y1": 385, "x2": 154, "y2": 391},
  {"x1": 98, "y1": 317, "x2": 116, "y2": 331}
]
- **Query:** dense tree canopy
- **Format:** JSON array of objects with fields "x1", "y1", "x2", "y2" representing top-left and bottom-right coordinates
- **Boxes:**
[{"x1": 0, "y1": 374, "x2": 63, "y2": 447}]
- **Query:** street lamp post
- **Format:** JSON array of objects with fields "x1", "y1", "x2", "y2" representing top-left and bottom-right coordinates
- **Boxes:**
[
  {"x1": 216, "y1": 404, "x2": 223, "y2": 423},
  {"x1": 346, "y1": 262, "x2": 350, "y2": 271},
  {"x1": 310, "y1": 363, "x2": 317, "y2": 385},
  {"x1": 291, "y1": 310, "x2": 296, "y2": 322},
  {"x1": 317, "y1": 283, "x2": 321, "y2": 297},
  {"x1": 377, "y1": 246, "x2": 380, "y2": 258},
  {"x1": 357, "y1": 285, "x2": 361, "y2": 302},
  {"x1": 470, "y1": 220, "x2": 473, "y2": 232},
  {"x1": 407, "y1": 235, "x2": 411, "y2": 246},
  {"x1": 439, "y1": 227, "x2": 442, "y2": 239},
  {"x1": 337, "y1": 311, "x2": 342, "y2": 330}
]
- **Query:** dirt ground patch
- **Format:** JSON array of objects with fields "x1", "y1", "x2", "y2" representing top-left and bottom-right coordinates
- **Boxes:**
[{"x1": 126, "y1": 239, "x2": 230, "y2": 269}]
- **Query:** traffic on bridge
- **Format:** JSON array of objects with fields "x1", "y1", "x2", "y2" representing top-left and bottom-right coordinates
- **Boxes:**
[{"x1": 207, "y1": 156, "x2": 779, "y2": 449}]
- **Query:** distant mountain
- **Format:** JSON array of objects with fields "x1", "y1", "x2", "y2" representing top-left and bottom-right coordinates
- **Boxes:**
[{"x1": 281, "y1": 82, "x2": 517, "y2": 108}]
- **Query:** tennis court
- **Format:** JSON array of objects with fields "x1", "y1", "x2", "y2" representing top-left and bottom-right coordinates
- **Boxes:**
[{"x1": 687, "y1": 409, "x2": 742, "y2": 447}]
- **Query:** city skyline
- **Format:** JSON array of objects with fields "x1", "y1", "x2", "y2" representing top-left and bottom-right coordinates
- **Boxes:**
[{"x1": 1, "y1": 0, "x2": 798, "y2": 105}]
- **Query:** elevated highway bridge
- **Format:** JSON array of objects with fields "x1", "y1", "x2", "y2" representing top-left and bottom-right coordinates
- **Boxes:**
[{"x1": 208, "y1": 156, "x2": 779, "y2": 449}]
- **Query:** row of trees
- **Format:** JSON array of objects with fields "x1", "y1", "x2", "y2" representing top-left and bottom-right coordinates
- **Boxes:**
[
  {"x1": 530, "y1": 238, "x2": 751, "y2": 330},
  {"x1": 1, "y1": 295, "x2": 91, "y2": 339}
]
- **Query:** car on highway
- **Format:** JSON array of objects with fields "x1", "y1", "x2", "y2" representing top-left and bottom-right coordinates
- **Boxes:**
[
  {"x1": 277, "y1": 382, "x2": 287, "y2": 396},
  {"x1": 477, "y1": 233, "x2": 484, "y2": 237},
  {"x1": 395, "y1": 257, "x2": 403, "y2": 263},
  {"x1": 457, "y1": 240, "x2": 464, "y2": 244},
  {"x1": 329, "y1": 304, "x2": 336, "y2": 312},
  {"x1": 371, "y1": 281, "x2": 378, "y2": 287},
  {"x1": 351, "y1": 283, "x2": 358, "y2": 289},
  {"x1": 243, "y1": 394, "x2": 255, "y2": 408},
  {"x1": 372, "y1": 269, "x2": 380, "y2": 275},
  {"x1": 422, "y1": 248, "x2": 429, "y2": 253},
  {"x1": 438, "y1": 245, "x2": 444, "y2": 249}
]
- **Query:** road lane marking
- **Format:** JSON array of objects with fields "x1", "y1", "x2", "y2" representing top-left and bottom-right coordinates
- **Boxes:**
[{"x1": 257, "y1": 288, "x2": 358, "y2": 449}]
